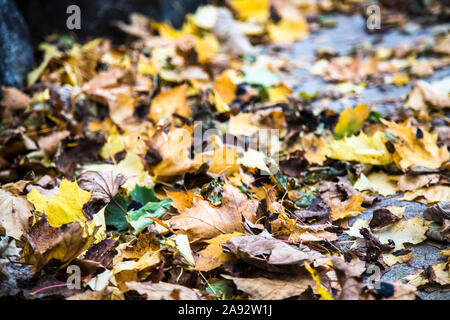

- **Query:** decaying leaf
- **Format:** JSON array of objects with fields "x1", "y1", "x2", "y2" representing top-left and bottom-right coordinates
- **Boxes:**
[
  {"x1": 169, "y1": 183, "x2": 257, "y2": 242},
  {"x1": 78, "y1": 170, "x2": 127, "y2": 203},
  {"x1": 347, "y1": 216, "x2": 431, "y2": 251},
  {"x1": 22, "y1": 218, "x2": 96, "y2": 272},
  {"x1": 124, "y1": 281, "x2": 203, "y2": 300},
  {"x1": 222, "y1": 273, "x2": 315, "y2": 299},
  {"x1": 222, "y1": 230, "x2": 324, "y2": 272},
  {"x1": 0, "y1": 189, "x2": 33, "y2": 240}
]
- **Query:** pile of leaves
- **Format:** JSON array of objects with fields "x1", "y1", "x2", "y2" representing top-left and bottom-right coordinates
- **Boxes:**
[{"x1": 0, "y1": 0, "x2": 449, "y2": 300}]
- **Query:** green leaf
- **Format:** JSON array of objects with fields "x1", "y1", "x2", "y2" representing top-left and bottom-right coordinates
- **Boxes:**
[
  {"x1": 368, "y1": 110, "x2": 382, "y2": 123},
  {"x1": 105, "y1": 194, "x2": 130, "y2": 232},
  {"x1": 206, "y1": 279, "x2": 234, "y2": 299},
  {"x1": 131, "y1": 185, "x2": 159, "y2": 205},
  {"x1": 128, "y1": 198, "x2": 172, "y2": 233}
]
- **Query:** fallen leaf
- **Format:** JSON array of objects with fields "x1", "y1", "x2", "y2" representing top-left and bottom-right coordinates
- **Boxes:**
[
  {"x1": 334, "y1": 104, "x2": 371, "y2": 139},
  {"x1": 401, "y1": 185, "x2": 450, "y2": 204},
  {"x1": 27, "y1": 179, "x2": 92, "y2": 228},
  {"x1": 330, "y1": 194, "x2": 365, "y2": 221},
  {"x1": 365, "y1": 171, "x2": 398, "y2": 197},
  {"x1": 149, "y1": 84, "x2": 191, "y2": 123},
  {"x1": 77, "y1": 170, "x2": 127, "y2": 203},
  {"x1": 328, "y1": 131, "x2": 393, "y2": 165},
  {"x1": 397, "y1": 173, "x2": 440, "y2": 192},
  {"x1": 124, "y1": 281, "x2": 202, "y2": 300},
  {"x1": 267, "y1": 18, "x2": 309, "y2": 44},
  {"x1": 22, "y1": 218, "x2": 96, "y2": 272},
  {"x1": 222, "y1": 273, "x2": 315, "y2": 300},
  {"x1": 0, "y1": 87, "x2": 31, "y2": 110},
  {"x1": 195, "y1": 232, "x2": 242, "y2": 271},
  {"x1": 222, "y1": 230, "x2": 324, "y2": 272},
  {"x1": 0, "y1": 189, "x2": 33, "y2": 240},
  {"x1": 169, "y1": 183, "x2": 258, "y2": 242},
  {"x1": 382, "y1": 119, "x2": 449, "y2": 170},
  {"x1": 229, "y1": 0, "x2": 269, "y2": 23}
]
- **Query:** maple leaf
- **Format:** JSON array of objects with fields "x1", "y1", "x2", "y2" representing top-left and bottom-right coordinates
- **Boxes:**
[
  {"x1": 149, "y1": 84, "x2": 191, "y2": 123},
  {"x1": 27, "y1": 179, "x2": 92, "y2": 228},
  {"x1": 22, "y1": 218, "x2": 97, "y2": 272},
  {"x1": 334, "y1": 104, "x2": 371, "y2": 139},
  {"x1": 329, "y1": 193, "x2": 365, "y2": 221},
  {"x1": 195, "y1": 232, "x2": 243, "y2": 271},
  {"x1": 168, "y1": 183, "x2": 258, "y2": 242},
  {"x1": 328, "y1": 131, "x2": 393, "y2": 165},
  {"x1": 267, "y1": 18, "x2": 309, "y2": 44},
  {"x1": 381, "y1": 119, "x2": 449, "y2": 170},
  {"x1": 229, "y1": 0, "x2": 269, "y2": 23}
]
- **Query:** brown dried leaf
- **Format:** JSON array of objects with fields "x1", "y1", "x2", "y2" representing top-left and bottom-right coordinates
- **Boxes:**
[{"x1": 169, "y1": 183, "x2": 258, "y2": 242}]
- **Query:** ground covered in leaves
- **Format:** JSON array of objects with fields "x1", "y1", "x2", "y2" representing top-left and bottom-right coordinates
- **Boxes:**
[{"x1": 0, "y1": 0, "x2": 449, "y2": 300}]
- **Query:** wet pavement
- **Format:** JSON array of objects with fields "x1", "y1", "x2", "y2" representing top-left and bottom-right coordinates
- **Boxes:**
[{"x1": 275, "y1": 14, "x2": 449, "y2": 300}]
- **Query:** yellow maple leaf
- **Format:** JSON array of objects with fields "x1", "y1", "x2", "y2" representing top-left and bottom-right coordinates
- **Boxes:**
[
  {"x1": 194, "y1": 34, "x2": 220, "y2": 64},
  {"x1": 381, "y1": 119, "x2": 449, "y2": 170},
  {"x1": 334, "y1": 103, "x2": 371, "y2": 139},
  {"x1": 150, "y1": 20, "x2": 184, "y2": 39},
  {"x1": 267, "y1": 18, "x2": 309, "y2": 44},
  {"x1": 27, "y1": 179, "x2": 91, "y2": 228},
  {"x1": 267, "y1": 83, "x2": 292, "y2": 103},
  {"x1": 149, "y1": 84, "x2": 191, "y2": 123},
  {"x1": 214, "y1": 69, "x2": 237, "y2": 105},
  {"x1": 330, "y1": 194, "x2": 365, "y2": 221},
  {"x1": 195, "y1": 232, "x2": 243, "y2": 271},
  {"x1": 230, "y1": 0, "x2": 269, "y2": 23},
  {"x1": 328, "y1": 131, "x2": 393, "y2": 165}
]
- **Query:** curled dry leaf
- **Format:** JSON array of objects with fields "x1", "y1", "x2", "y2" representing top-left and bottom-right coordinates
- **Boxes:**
[
  {"x1": 222, "y1": 273, "x2": 315, "y2": 300},
  {"x1": 348, "y1": 216, "x2": 431, "y2": 251},
  {"x1": 397, "y1": 173, "x2": 440, "y2": 192},
  {"x1": 369, "y1": 207, "x2": 402, "y2": 230},
  {"x1": 222, "y1": 230, "x2": 324, "y2": 272},
  {"x1": 22, "y1": 218, "x2": 97, "y2": 272},
  {"x1": 0, "y1": 189, "x2": 33, "y2": 240}
]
